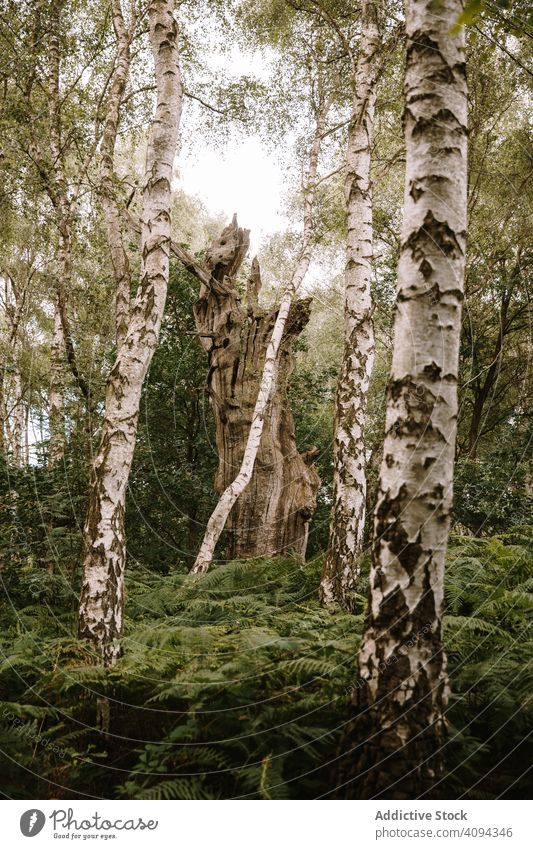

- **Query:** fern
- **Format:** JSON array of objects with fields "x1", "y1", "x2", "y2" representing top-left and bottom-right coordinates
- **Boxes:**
[{"x1": 0, "y1": 535, "x2": 531, "y2": 799}]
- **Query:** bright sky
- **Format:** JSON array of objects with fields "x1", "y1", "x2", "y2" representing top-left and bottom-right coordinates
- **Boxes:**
[
  {"x1": 176, "y1": 42, "x2": 292, "y2": 253},
  {"x1": 179, "y1": 137, "x2": 288, "y2": 254}
]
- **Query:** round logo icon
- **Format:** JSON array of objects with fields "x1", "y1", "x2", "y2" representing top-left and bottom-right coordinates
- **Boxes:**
[{"x1": 20, "y1": 810, "x2": 46, "y2": 837}]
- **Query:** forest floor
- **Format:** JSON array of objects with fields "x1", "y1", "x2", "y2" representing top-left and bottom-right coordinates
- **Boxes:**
[{"x1": 1, "y1": 531, "x2": 531, "y2": 799}]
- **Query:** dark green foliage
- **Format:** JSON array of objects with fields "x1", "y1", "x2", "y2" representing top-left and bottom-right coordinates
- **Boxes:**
[
  {"x1": 127, "y1": 264, "x2": 217, "y2": 571},
  {"x1": 0, "y1": 456, "x2": 84, "y2": 617},
  {"x1": 454, "y1": 446, "x2": 533, "y2": 535},
  {"x1": 443, "y1": 532, "x2": 533, "y2": 798},
  {"x1": 0, "y1": 535, "x2": 531, "y2": 799},
  {"x1": 0, "y1": 557, "x2": 357, "y2": 799},
  {"x1": 289, "y1": 362, "x2": 337, "y2": 556}
]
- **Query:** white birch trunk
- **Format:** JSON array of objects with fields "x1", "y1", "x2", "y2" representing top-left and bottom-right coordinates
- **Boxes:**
[
  {"x1": 192, "y1": 91, "x2": 331, "y2": 574},
  {"x1": 100, "y1": 0, "x2": 134, "y2": 349},
  {"x1": 320, "y1": 0, "x2": 381, "y2": 609},
  {"x1": 2, "y1": 273, "x2": 29, "y2": 467},
  {"x1": 48, "y1": 301, "x2": 66, "y2": 467},
  {"x1": 11, "y1": 369, "x2": 24, "y2": 468},
  {"x1": 338, "y1": 0, "x2": 467, "y2": 798},
  {"x1": 78, "y1": 0, "x2": 182, "y2": 665},
  {"x1": 47, "y1": 4, "x2": 73, "y2": 462}
]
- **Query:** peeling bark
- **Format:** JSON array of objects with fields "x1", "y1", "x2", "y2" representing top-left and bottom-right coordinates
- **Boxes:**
[
  {"x1": 78, "y1": 0, "x2": 182, "y2": 665},
  {"x1": 46, "y1": 2, "x2": 90, "y2": 459},
  {"x1": 321, "y1": 0, "x2": 381, "y2": 609},
  {"x1": 337, "y1": 0, "x2": 467, "y2": 798},
  {"x1": 192, "y1": 90, "x2": 331, "y2": 574}
]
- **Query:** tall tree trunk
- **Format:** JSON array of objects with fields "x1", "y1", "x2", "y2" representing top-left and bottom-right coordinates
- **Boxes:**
[
  {"x1": 2, "y1": 273, "x2": 29, "y2": 467},
  {"x1": 193, "y1": 233, "x2": 320, "y2": 564},
  {"x1": 337, "y1": 0, "x2": 467, "y2": 798},
  {"x1": 48, "y1": 301, "x2": 66, "y2": 467},
  {"x1": 467, "y1": 290, "x2": 510, "y2": 459},
  {"x1": 12, "y1": 368, "x2": 24, "y2": 468},
  {"x1": 78, "y1": 0, "x2": 182, "y2": 666},
  {"x1": 0, "y1": 369, "x2": 5, "y2": 457},
  {"x1": 100, "y1": 0, "x2": 134, "y2": 349},
  {"x1": 46, "y1": 0, "x2": 91, "y2": 465},
  {"x1": 24, "y1": 401, "x2": 30, "y2": 465},
  {"x1": 320, "y1": 0, "x2": 381, "y2": 609},
  {"x1": 192, "y1": 88, "x2": 331, "y2": 574}
]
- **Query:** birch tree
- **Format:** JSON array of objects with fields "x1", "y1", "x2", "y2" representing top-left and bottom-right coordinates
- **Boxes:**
[
  {"x1": 46, "y1": 0, "x2": 84, "y2": 463},
  {"x1": 78, "y1": 0, "x2": 183, "y2": 665},
  {"x1": 0, "y1": 265, "x2": 31, "y2": 466},
  {"x1": 320, "y1": 0, "x2": 381, "y2": 609},
  {"x1": 99, "y1": 0, "x2": 136, "y2": 350},
  {"x1": 337, "y1": 0, "x2": 467, "y2": 798}
]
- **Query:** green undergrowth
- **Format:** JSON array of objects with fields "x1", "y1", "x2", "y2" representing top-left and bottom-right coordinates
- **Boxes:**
[{"x1": 0, "y1": 532, "x2": 531, "y2": 799}]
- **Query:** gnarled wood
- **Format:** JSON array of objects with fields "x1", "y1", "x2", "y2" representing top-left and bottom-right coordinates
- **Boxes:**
[
  {"x1": 192, "y1": 79, "x2": 332, "y2": 573},
  {"x1": 192, "y1": 221, "x2": 320, "y2": 566}
]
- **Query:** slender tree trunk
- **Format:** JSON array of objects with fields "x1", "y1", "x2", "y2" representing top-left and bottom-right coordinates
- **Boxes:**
[
  {"x1": 0, "y1": 369, "x2": 5, "y2": 457},
  {"x1": 320, "y1": 0, "x2": 381, "y2": 609},
  {"x1": 46, "y1": 4, "x2": 70, "y2": 465},
  {"x1": 12, "y1": 368, "x2": 24, "y2": 468},
  {"x1": 78, "y1": 0, "x2": 182, "y2": 665},
  {"x1": 24, "y1": 401, "x2": 30, "y2": 465},
  {"x1": 100, "y1": 0, "x2": 134, "y2": 349},
  {"x1": 337, "y1": 0, "x2": 467, "y2": 798},
  {"x1": 192, "y1": 90, "x2": 331, "y2": 574},
  {"x1": 49, "y1": 301, "x2": 66, "y2": 467},
  {"x1": 46, "y1": 1, "x2": 92, "y2": 464}
]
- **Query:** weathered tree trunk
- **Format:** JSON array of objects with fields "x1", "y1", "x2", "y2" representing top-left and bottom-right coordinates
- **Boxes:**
[
  {"x1": 320, "y1": 0, "x2": 381, "y2": 609},
  {"x1": 193, "y1": 231, "x2": 320, "y2": 566},
  {"x1": 192, "y1": 87, "x2": 331, "y2": 574},
  {"x1": 337, "y1": 0, "x2": 467, "y2": 798},
  {"x1": 78, "y1": 0, "x2": 182, "y2": 666}
]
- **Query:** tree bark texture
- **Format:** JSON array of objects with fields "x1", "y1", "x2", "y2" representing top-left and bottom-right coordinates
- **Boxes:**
[
  {"x1": 100, "y1": 0, "x2": 134, "y2": 350},
  {"x1": 192, "y1": 90, "x2": 331, "y2": 574},
  {"x1": 78, "y1": 0, "x2": 182, "y2": 665},
  {"x1": 48, "y1": 301, "x2": 66, "y2": 467},
  {"x1": 1, "y1": 269, "x2": 30, "y2": 466},
  {"x1": 321, "y1": 0, "x2": 381, "y2": 609},
  {"x1": 337, "y1": 0, "x2": 467, "y2": 798},
  {"x1": 46, "y1": 2, "x2": 92, "y2": 457},
  {"x1": 192, "y1": 225, "x2": 320, "y2": 568}
]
